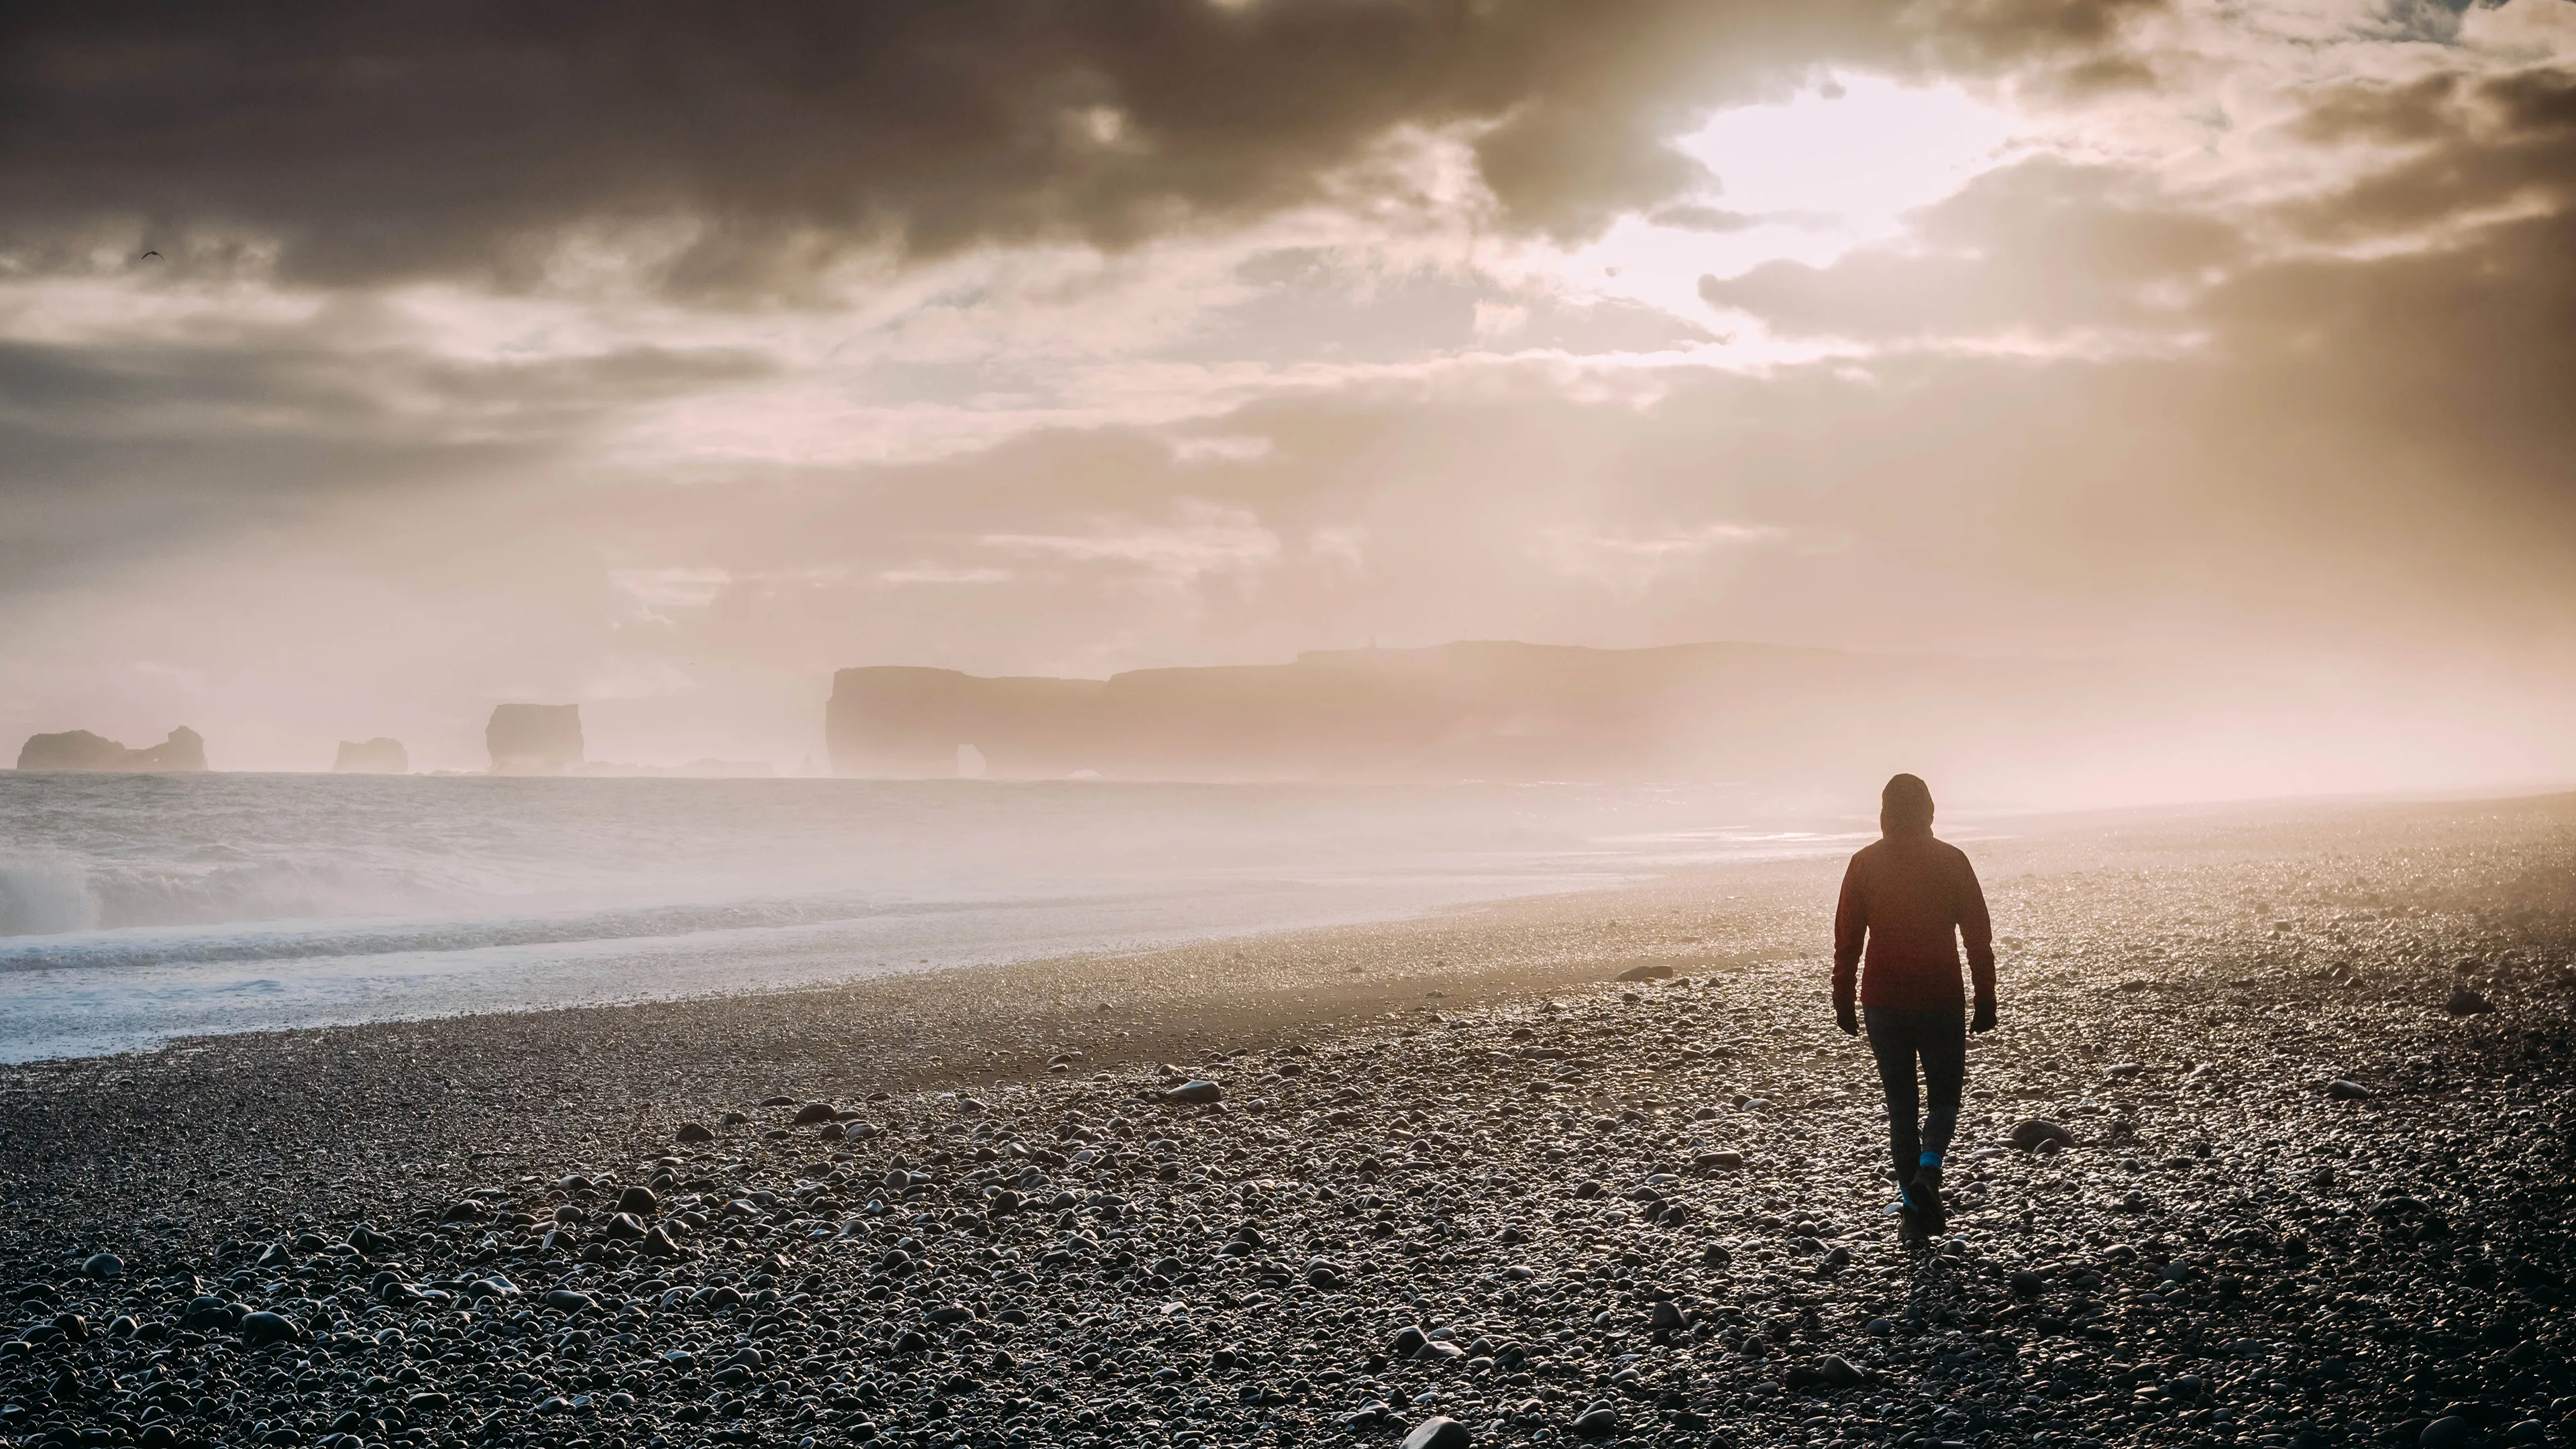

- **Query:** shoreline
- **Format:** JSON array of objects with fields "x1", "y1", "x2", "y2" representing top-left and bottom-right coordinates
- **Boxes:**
[
  {"x1": 0, "y1": 866, "x2": 1668, "y2": 1066},
  {"x1": 0, "y1": 769, "x2": 1918, "y2": 1063},
  {"x1": 9, "y1": 786, "x2": 2560, "y2": 1067},
  {"x1": 1, "y1": 792, "x2": 2571, "y2": 1449}
]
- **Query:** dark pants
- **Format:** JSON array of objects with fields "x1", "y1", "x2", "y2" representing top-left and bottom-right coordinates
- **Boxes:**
[{"x1": 1864, "y1": 1006, "x2": 1966, "y2": 1185}]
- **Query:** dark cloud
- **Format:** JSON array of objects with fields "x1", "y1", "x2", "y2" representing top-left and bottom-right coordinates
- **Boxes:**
[
  {"x1": 2292, "y1": 70, "x2": 2473, "y2": 146},
  {"x1": 0, "y1": 334, "x2": 768, "y2": 584},
  {"x1": 2372, "y1": 0, "x2": 2518, "y2": 46},
  {"x1": 0, "y1": 0, "x2": 2165, "y2": 294},
  {"x1": 2282, "y1": 63, "x2": 2576, "y2": 240},
  {"x1": 1919, "y1": 0, "x2": 2163, "y2": 90}
]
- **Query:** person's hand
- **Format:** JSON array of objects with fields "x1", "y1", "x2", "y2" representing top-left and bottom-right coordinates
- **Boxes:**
[
  {"x1": 1836, "y1": 1004, "x2": 1860, "y2": 1036},
  {"x1": 1972, "y1": 995, "x2": 1996, "y2": 1033}
]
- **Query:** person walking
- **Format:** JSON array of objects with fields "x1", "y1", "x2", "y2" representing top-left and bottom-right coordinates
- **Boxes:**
[{"x1": 1833, "y1": 773, "x2": 1996, "y2": 1235}]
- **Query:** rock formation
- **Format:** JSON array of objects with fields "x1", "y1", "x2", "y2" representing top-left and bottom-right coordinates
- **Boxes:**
[
  {"x1": 485, "y1": 704, "x2": 584, "y2": 775},
  {"x1": 17, "y1": 730, "x2": 129, "y2": 771},
  {"x1": 826, "y1": 667, "x2": 1106, "y2": 777},
  {"x1": 332, "y1": 738, "x2": 409, "y2": 773},
  {"x1": 15, "y1": 727, "x2": 207, "y2": 772},
  {"x1": 137, "y1": 729, "x2": 207, "y2": 770},
  {"x1": 572, "y1": 759, "x2": 774, "y2": 778},
  {"x1": 825, "y1": 641, "x2": 2107, "y2": 785}
]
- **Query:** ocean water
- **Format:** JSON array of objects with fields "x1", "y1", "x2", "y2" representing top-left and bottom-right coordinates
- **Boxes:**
[{"x1": 0, "y1": 773, "x2": 1862, "y2": 1061}]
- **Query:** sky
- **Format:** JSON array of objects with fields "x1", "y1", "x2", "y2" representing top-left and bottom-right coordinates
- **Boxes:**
[{"x1": 3, "y1": 0, "x2": 2573, "y2": 782}]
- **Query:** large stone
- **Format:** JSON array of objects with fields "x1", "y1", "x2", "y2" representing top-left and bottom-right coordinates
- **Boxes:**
[
  {"x1": 1782, "y1": 1355, "x2": 1872, "y2": 1390},
  {"x1": 237, "y1": 1311, "x2": 301, "y2": 1345},
  {"x1": 485, "y1": 704, "x2": 584, "y2": 775},
  {"x1": 332, "y1": 738, "x2": 409, "y2": 773},
  {"x1": 1402, "y1": 1416, "x2": 1472, "y2": 1449},
  {"x1": 2420, "y1": 1417, "x2": 2472, "y2": 1449},
  {"x1": 2009, "y1": 1119, "x2": 2078, "y2": 1150},
  {"x1": 179, "y1": 1297, "x2": 238, "y2": 1332},
  {"x1": 17, "y1": 727, "x2": 207, "y2": 772}
]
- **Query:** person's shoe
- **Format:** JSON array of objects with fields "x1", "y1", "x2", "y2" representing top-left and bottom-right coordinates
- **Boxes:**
[
  {"x1": 1903, "y1": 1165, "x2": 1947, "y2": 1234},
  {"x1": 1894, "y1": 1203, "x2": 1931, "y2": 1243}
]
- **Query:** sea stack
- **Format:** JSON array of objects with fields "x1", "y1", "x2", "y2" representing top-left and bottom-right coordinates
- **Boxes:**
[
  {"x1": 15, "y1": 727, "x2": 207, "y2": 772},
  {"x1": 486, "y1": 704, "x2": 584, "y2": 775},
  {"x1": 332, "y1": 738, "x2": 409, "y2": 774}
]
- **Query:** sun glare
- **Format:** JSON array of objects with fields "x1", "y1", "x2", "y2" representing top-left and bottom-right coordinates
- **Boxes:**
[{"x1": 1548, "y1": 72, "x2": 2027, "y2": 330}]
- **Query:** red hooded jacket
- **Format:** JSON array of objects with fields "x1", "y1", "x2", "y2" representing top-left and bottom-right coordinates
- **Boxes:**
[{"x1": 1832, "y1": 828, "x2": 1996, "y2": 1012}]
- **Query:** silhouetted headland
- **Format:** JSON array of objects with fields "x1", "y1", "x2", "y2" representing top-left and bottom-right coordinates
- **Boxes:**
[
  {"x1": 13, "y1": 727, "x2": 207, "y2": 772},
  {"x1": 331, "y1": 737, "x2": 409, "y2": 773},
  {"x1": 826, "y1": 639, "x2": 2099, "y2": 783},
  {"x1": 486, "y1": 703, "x2": 584, "y2": 775}
]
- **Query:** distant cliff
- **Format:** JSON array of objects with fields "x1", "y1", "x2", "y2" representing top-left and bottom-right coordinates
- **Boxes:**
[
  {"x1": 333, "y1": 738, "x2": 409, "y2": 773},
  {"x1": 826, "y1": 641, "x2": 2100, "y2": 785},
  {"x1": 16, "y1": 727, "x2": 207, "y2": 772},
  {"x1": 486, "y1": 704, "x2": 584, "y2": 775},
  {"x1": 574, "y1": 759, "x2": 775, "y2": 778},
  {"x1": 828, "y1": 668, "x2": 1107, "y2": 777}
]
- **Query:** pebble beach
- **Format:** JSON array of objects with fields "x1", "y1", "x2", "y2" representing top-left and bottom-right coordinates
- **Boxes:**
[{"x1": 2, "y1": 793, "x2": 2571, "y2": 1449}]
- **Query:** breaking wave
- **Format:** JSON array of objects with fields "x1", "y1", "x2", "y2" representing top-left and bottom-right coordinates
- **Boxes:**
[{"x1": 0, "y1": 770, "x2": 1843, "y2": 971}]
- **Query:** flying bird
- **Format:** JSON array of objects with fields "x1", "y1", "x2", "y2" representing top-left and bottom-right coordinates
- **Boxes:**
[{"x1": 139, "y1": 250, "x2": 161, "y2": 260}]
